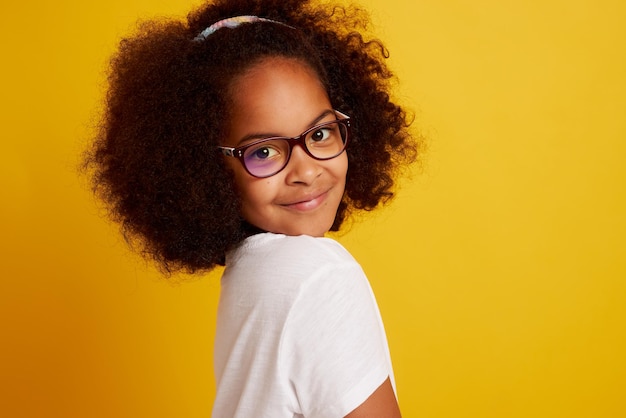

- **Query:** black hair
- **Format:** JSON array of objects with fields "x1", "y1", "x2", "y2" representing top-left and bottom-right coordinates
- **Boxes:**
[{"x1": 84, "y1": 0, "x2": 420, "y2": 274}]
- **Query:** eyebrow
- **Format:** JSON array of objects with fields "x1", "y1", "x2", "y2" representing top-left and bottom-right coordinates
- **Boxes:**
[{"x1": 235, "y1": 109, "x2": 336, "y2": 146}]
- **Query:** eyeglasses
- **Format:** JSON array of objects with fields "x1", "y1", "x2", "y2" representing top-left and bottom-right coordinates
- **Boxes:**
[{"x1": 218, "y1": 111, "x2": 351, "y2": 178}]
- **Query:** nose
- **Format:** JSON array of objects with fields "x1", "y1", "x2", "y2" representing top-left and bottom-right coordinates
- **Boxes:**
[{"x1": 284, "y1": 144, "x2": 322, "y2": 185}]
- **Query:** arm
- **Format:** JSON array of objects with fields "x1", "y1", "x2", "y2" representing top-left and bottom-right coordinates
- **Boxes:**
[{"x1": 345, "y1": 377, "x2": 401, "y2": 418}]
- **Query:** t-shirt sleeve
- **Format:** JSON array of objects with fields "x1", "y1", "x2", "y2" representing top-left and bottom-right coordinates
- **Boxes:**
[{"x1": 279, "y1": 260, "x2": 392, "y2": 417}]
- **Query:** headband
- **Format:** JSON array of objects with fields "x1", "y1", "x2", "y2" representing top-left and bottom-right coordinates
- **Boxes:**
[{"x1": 193, "y1": 15, "x2": 293, "y2": 42}]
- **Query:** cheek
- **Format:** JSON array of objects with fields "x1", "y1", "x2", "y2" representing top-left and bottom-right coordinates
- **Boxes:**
[
  {"x1": 234, "y1": 175, "x2": 276, "y2": 215},
  {"x1": 234, "y1": 180, "x2": 260, "y2": 224}
]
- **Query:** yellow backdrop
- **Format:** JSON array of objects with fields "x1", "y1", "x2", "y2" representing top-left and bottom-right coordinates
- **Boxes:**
[{"x1": 1, "y1": 0, "x2": 624, "y2": 416}]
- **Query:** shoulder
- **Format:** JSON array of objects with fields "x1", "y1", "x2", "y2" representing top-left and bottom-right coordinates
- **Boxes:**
[
  {"x1": 222, "y1": 233, "x2": 365, "y2": 301},
  {"x1": 252, "y1": 233, "x2": 352, "y2": 257},
  {"x1": 227, "y1": 233, "x2": 357, "y2": 273}
]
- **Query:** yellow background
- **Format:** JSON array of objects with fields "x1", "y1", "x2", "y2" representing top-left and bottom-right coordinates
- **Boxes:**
[{"x1": 1, "y1": 0, "x2": 625, "y2": 416}]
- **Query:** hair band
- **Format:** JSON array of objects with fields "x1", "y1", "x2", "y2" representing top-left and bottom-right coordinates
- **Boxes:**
[{"x1": 193, "y1": 15, "x2": 294, "y2": 42}]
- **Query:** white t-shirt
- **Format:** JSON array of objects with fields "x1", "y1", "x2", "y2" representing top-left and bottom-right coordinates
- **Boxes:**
[{"x1": 212, "y1": 233, "x2": 395, "y2": 418}]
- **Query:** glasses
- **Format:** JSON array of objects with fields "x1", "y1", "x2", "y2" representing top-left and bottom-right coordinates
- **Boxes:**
[{"x1": 218, "y1": 111, "x2": 351, "y2": 178}]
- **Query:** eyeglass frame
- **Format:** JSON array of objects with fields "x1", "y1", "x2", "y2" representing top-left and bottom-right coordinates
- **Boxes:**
[{"x1": 217, "y1": 110, "x2": 351, "y2": 178}]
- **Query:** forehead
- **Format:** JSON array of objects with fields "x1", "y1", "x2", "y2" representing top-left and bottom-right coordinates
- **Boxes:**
[{"x1": 226, "y1": 57, "x2": 332, "y2": 140}]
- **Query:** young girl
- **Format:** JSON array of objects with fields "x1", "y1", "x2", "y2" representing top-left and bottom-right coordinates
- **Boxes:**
[{"x1": 87, "y1": 0, "x2": 418, "y2": 416}]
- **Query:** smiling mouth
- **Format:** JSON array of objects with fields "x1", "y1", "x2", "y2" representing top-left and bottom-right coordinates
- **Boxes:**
[{"x1": 282, "y1": 191, "x2": 329, "y2": 211}]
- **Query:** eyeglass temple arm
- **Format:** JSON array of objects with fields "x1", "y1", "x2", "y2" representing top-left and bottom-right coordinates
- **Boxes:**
[
  {"x1": 218, "y1": 147, "x2": 236, "y2": 157},
  {"x1": 335, "y1": 110, "x2": 350, "y2": 120}
]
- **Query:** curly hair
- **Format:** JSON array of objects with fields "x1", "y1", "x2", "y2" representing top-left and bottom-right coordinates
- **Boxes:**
[{"x1": 85, "y1": 0, "x2": 419, "y2": 274}]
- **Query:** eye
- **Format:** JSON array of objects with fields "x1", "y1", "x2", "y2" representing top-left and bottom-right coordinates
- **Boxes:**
[
  {"x1": 249, "y1": 145, "x2": 280, "y2": 160},
  {"x1": 310, "y1": 127, "x2": 332, "y2": 143},
  {"x1": 244, "y1": 140, "x2": 286, "y2": 163}
]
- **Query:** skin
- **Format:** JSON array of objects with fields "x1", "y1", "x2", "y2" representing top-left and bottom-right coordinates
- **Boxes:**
[
  {"x1": 224, "y1": 57, "x2": 401, "y2": 416},
  {"x1": 224, "y1": 57, "x2": 347, "y2": 237},
  {"x1": 346, "y1": 378, "x2": 401, "y2": 418}
]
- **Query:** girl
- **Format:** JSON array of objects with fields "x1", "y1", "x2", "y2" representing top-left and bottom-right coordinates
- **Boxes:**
[{"x1": 86, "y1": 0, "x2": 418, "y2": 416}]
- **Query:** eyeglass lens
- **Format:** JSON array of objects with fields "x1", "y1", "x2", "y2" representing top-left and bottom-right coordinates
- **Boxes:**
[{"x1": 242, "y1": 121, "x2": 348, "y2": 177}]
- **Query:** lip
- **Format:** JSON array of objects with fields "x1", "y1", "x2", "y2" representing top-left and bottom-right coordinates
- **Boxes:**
[{"x1": 281, "y1": 190, "x2": 329, "y2": 212}]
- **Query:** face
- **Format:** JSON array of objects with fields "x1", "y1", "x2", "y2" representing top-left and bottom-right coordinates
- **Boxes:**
[{"x1": 223, "y1": 57, "x2": 348, "y2": 237}]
